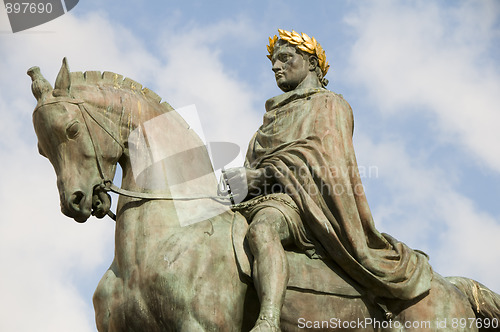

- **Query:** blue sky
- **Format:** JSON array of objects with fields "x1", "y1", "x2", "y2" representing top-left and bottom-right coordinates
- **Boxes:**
[{"x1": 1, "y1": 1, "x2": 499, "y2": 331}]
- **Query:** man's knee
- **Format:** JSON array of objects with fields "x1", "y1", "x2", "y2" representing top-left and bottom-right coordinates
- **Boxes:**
[
  {"x1": 247, "y1": 218, "x2": 275, "y2": 244},
  {"x1": 246, "y1": 208, "x2": 290, "y2": 246}
]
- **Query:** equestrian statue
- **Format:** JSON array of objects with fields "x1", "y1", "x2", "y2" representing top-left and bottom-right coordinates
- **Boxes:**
[{"x1": 29, "y1": 29, "x2": 500, "y2": 331}]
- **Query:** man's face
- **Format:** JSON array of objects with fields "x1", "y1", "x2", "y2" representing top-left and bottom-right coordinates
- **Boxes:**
[{"x1": 271, "y1": 42, "x2": 310, "y2": 92}]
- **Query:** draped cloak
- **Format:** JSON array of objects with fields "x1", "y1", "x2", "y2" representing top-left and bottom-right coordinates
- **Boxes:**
[{"x1": 244, "y1": 87, "x2": 433, "y2": 300}]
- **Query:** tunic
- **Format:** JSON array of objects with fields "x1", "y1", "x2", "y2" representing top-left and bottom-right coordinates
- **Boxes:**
[{"x1": 242, "y1": 87, "x2": 432, "y2": 300}]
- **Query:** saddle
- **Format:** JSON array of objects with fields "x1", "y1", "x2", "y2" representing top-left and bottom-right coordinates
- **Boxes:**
[{"x1": 231, "y1": 213, "x2": 362, "y2": 297}]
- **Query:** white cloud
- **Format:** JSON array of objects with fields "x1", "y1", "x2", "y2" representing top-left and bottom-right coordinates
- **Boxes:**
[
  {"x1": 347, "y1": 0, "x2": 500, "y2": 293},
  {"x1": 153, "y1": 19, "x2": 262, "y2": 150},
  {"x1": 0, "y1": 144, "x2": 114, "y2": 332},
  {"x1": 345, "y1": 0, "x2": 500, "y2": 171}
]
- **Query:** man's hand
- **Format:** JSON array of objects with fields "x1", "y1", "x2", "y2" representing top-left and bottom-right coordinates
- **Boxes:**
[{"x1": 219, "y1": 167, "x2": 267, "y2": 203}]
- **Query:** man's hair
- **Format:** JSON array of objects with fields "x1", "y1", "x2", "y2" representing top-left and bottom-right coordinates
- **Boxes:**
[{"x1": 267, "y1": 29, "x2": 330, "y2": 87}]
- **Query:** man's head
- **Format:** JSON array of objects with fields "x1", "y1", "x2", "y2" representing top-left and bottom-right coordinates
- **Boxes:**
[{"x1": 268, "y1": 29, "x2": 329, "y2": 92}]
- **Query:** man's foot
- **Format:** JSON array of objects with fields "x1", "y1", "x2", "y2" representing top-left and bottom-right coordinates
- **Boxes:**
[
  {"x1": 250, "y1": 307, "x2": 281, "y2": 332},
  {"x1": 249, "y1": 316, "x2": 280, "y2": 332}
]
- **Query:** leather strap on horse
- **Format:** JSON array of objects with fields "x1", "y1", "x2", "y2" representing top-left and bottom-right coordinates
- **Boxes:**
[
  {"x1": 102, "y1": 180, "x2": 233, "y2": 203},
  {"x1": 78, "y1": 103, "x2": 112, "y2": 183}
]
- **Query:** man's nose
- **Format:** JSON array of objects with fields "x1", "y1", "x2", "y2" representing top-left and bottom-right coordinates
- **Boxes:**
[{"x1": 272, "y1": 62, "x2": 282, "y2": 73}]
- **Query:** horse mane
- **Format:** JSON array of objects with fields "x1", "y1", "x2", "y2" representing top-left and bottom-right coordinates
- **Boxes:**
[{"x1": 69, "y1": 70, "x2": 175, "y2": 114}]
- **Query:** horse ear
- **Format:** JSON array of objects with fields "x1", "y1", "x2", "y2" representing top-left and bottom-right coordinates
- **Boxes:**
[{"x1": 53, "y1": 57, "x2": 71, "y2": 97}]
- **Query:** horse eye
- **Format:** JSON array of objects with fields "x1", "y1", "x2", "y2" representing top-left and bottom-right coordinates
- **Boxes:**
[{"x1": 66, "y1": 121, "x2": 80, "y2": 139}]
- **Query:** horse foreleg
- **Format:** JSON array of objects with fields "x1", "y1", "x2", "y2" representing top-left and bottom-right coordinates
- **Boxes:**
[{"x1": 93, "y1": 260, "x2": 123, "y2": 332}]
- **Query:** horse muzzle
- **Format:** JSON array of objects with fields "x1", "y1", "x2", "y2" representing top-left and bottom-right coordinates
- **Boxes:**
[{"x1": 61, "y1": 189, "x2": 92, "y2": 223}]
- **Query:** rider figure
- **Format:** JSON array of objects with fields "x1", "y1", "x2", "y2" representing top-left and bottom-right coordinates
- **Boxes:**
[{"x1": 223, "y1": 29, "x2": 433, "y2": 331}]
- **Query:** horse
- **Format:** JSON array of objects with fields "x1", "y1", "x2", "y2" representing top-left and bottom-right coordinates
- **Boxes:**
[{"x1": 30, "y1": 58, "x2": 500, "y2": 331}]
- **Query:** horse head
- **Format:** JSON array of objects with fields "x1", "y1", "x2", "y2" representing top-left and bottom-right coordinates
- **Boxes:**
[{"x1": 30, "y1": 58, "x2": 121, "y2": 222}]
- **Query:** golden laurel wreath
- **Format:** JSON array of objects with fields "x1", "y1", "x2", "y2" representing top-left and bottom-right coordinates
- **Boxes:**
[{"x1": 267, "y1": 29, "x2": 330, "y2": 77}]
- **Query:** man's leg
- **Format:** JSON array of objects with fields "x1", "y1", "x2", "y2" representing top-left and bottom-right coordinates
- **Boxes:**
[{"x1": 246, "y1": 207, "x2": 292, "y2": 331}]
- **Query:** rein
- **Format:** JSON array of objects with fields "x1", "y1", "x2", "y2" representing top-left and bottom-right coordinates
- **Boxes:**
[{"x1": 40, "y1": 98, "x2": 233, "y2": 221}]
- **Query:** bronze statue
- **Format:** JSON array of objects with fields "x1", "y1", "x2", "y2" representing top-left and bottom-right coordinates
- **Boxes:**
[
  {"x1": 29, "y1": 29, "x2": 500, "y2": 331},
  {"x1": 223, "y1": 29, "x2": 432, "y2": 331}
]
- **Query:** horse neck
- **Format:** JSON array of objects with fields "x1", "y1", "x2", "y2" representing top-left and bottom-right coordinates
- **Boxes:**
[{"x1": 78, "y1": 84, "x2": 221, "y2": 231}]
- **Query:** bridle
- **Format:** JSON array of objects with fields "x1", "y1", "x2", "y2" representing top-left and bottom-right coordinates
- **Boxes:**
[{"x1": 36, "y1": 98, "x2": 234, "y2": 220}]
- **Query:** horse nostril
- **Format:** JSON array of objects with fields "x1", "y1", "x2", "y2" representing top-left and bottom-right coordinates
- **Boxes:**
[{"x1": 69, "y1": 191, "x2": 85, "y2": 211}]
